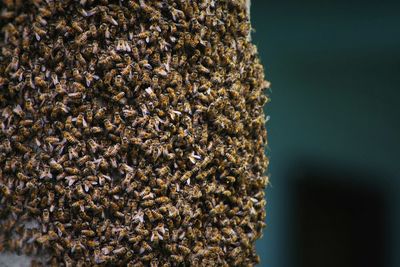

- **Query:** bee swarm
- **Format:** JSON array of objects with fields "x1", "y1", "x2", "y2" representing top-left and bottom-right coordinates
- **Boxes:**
[{"x1": 0, "y1": 0, "x2": 269, "y2": 266}]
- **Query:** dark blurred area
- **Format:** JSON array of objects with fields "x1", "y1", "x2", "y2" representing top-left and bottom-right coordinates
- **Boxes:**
[{"x1": 251, "y1": 0, "x2": 400, "y2": 266}]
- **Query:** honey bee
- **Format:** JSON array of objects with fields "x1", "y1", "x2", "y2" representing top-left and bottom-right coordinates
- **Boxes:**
[
  {"x1": 16, "y1": 172, "x2": 28, "y2": 181},
  {"x1": 112, "y1": 92, "x2": 126, "y2": 104},
  {"x1": 85, "y1": 110, "x2": 93, "y2": 124},
  {"x1": 87, "y1": 139, "x2": 99, "y2": 153},
  {"x1": 68, "y1": 91, "x2": 83, "y2": 100},
  {"x1": 71, "y1": 21, "x2": 84, "y2": 33},
  {"x1": 32, "y1": 22, "x2": 47, "y2": 41},
  {"x1": 15, "y1": 142, "x2": 30, "y2": 153},
  {"x1": 77, "y1": 155, "x2": 90, "y2": 166},
  {"x1": 128, "y1": 235, "x2": 142, "y2": 244},
  {"x1": 42, "y1": 209, "x2": 50, "y2": 223},
  {"x1": 72, "y1": 69, "x2": 83, "y2": 82},
  {"x1": 81, "y1": 229, "x2": 95, "y2": 237},
  {"x1": 63, "y1": 132, "x2": 77, "y2": 144},
  {"x1": 170, "y1": 255, "x2": 183, "y2": 264},
  {"x1": 49, "y1": 159, "x2": 63, "y2": 172},
  {"x1": 65, "y1": 167, "x2": 80, "y2": 175},
  {"x1": 94, "y1": 107, "x2": 107, "y2": 120},
  {"x1": 75, "y1": 114, "x2": 87, "y2": 128},
  {"x1": 131, "y1": 46, "x2": 140, "y2": 60},
  {"x1": 91, "y1": 127, "x2": 103, "y2": 134},
  {"x1": 6, "y1": 56, "x2": 19, "y2": 72},
  {"x1": 54, "y1": 82, "x2": 66, "y2": 95},
  {"x1": 103, "y1": 119, "x2": 114, "y2": 132},
  {"x1": 104, "y1": 144, "x2": 120, "y2": 158},
  {"x1": 12, "y1": 104, "x2": 25, "y2": 118}
]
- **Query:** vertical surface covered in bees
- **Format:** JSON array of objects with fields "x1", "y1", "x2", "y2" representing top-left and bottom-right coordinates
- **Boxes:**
[{"x1": 0, "y1": 0, "x2": 269, "y2": 266}]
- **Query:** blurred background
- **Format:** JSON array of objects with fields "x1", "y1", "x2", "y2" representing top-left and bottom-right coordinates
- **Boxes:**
[{"x1": 251, "y1": 0, "x2": 400, "y2": 266}]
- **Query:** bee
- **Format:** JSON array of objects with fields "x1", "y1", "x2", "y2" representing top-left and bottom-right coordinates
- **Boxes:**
[
  {"x1": 114, "y1": 75, "x2": 124, "y2": 88},
  {"x1": 87, "y1": 139, "x2": 99, "y2": 153},
  {"x1": 75, "y1": 52, "x2": 87, "y2": 66},
  {"x1": 116, "y1": 39, "x2": 131, "y2": 52},
  {"x1": 63, "y1": 132, "x2": 77, "y2": 144},
  {"x1": 54, "y1": 82, "x2": 66, "y2": 95},
  {"x1": 225, "y1": 153, "x2": 237, "y2": 164},
  {"x1": 179, "y1": 170, "x2": 192, "y2": 183},
  {"x1": 85, "y1": 72, "x2": 99, "y2": 87},
  {"x1": 157, "y1": 166, "x2": 170, "y2": 177},
  {"x1": 72, "y1": 69, "x2": 83, "y2": 82},
  {"x1": 81, "y1": 229, "x2": 95, "y2": 237},
  {"x1": 77, "y1": 155, "x2": 90, "y2": 166},
  {"x1": 15, "y1": 142, "x2": 30, "y2": 153},
  {"x1": 49, "y1": 159, "x2": 63, "y2": 172},
  {"x1": 131, "y1": 46, "x2": 140, "y2": 60},
  {"x1": 103, "y1": 119, "x2": 114, "y2": 132},
  {"x1": 62, "y1": 116, "x2": 73, "y2": 130},
  {"x1": 85, "y1": 109, "x2": 93, "y2": 124},
  {"x1": 65, "y1": 167, "x2": 80, "y2": 175},
  {"x1": 16, "y1": 172, "x2": 29, "y2": 181},
  {"x1": 112, "y1": 92, "x2": 126, "y2": 104},
  {"x1": 128, "y1": 235, "x2": 142, "y2": 244},
  {"x1": 32, "y1": 22, "x2": 47, "y2": 41},
  {"x1": 178, "y1": 245, "x2": 190, "y2": 256},
  {"x1": 68, "y1": 91, "x2": 83, "y2": 100},
  {"x1": 12, "y1": 104, "x2": 25, "y2": 118},
  {"x1": 42, "y1": 209, "x2": 50, "y2": 223},
  {"x1": 94, "y1": 107, "x2": 107, "y2": 120},
  {"x1": 144, "y1": 87, "x2": 156, "y2": 98},
  {"x1": 155, "y1": 196, "x2": 170, "y2": 204},
  {"x1": 170, "y1": 255, "x2": 183, "y2": 264},
  {"x1": 36, "y1": 234, "x2": 51, "y2": 245},
  {"x1": 75, "y1": 114, "x2": 87, "y2": 128},
  {"x1": 71, "y1": 21, "x2": 84, "y2": 33},
  {"x1": 104, "y1": 144, "x2": 120, "y2": 158},
  {"x1": 91, "y1": 127, "x2": 103, "y2": 134},
  {"x1": 174, "y1": 37, "x2": 184, "y2": 50},
  {"x1": 6, "y1": 56, "x2": 19, "y2": 72}
]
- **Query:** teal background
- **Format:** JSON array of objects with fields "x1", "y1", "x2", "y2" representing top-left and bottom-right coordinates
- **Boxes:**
[{"x1": 251, "y1": 1, "x2": 400, "y2": 266}]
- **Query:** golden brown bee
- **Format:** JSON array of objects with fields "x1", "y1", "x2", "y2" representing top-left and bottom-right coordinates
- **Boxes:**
[
  {"x1": 49, "y1": 159, "x2": 63, "y2": 172},
  {"x1": 81, "y1": 229, "x2": 95, "y2": 237},
  {"x1": 77, "y1": 155, "x2": 90, "y2": 166},
  {"x1": 12, "y1": 104, "x2": 25, "y2": 118},
  {"x1": 104, "y1": 144, "x2": 120, "y2": 158},
  {"x1": 72, "y1": 69, "x2": 83, "y2": 82},
  {"x1": 14, "y1": 142, "x2": 30, "y2": 153},
  {"x1": 155, "y1": 196, "x2": 170, "y2": 204},
  {"x1": 75, "y1": 114, "x2": 87, "y2": 128},
  {"x1": 63, "y1": 131, "x2": 77, "y2": 144},
  {"x1": 128, "y1": 235, "x2": 142, "y2": 244},
  {"x1": 33, "y1": 75, "x2": 47, "y2": 88},
  {"x1": 32, "y1": 22, "x2": 47, "y2": 41},
  {"x1": 6, "y1": 56, "x2": 19, "y2": 72},
  {"x1": 131, "y1": 46, "x2": 140, "y2": 60},
  {"x1": 76, "y1": 53, "x2": 87, "y2": 66},
  {"x1": 16, "y1": 172, "x2": 28, "y2": 181},
  {"x1": 94, "y1": 107, "x2": 107, "y2": 120},
  {"x1": 42, "y1": 209, "x2": 50, "y2": 223},
  {"x1": 114, "y1": 75, "x2": 124, "y2": 88},
  {"x1": 91, "y1": 127, "x2": 103, "y2": 134},
  {"x1": 72, "y1": 21, "x2": 84, "y2": 33},
  {"x1": 68, "y1": 91, "x2": 83, "y2": 100},
  {"x1": 65, "y1": 167, "x2": 80, "y2": 175},
  {"x1": 85, "y1": 110, "x2": 93, "y2": 124},
  {"x1": 103, "y1": 119, "x2": 115, "y2": 132},
  {"x1": 112, "y1": 92, "x2": 126, "y2": 104},
  {"x1": 87, "y1": 139, "x2": 99, "y2": 153}
]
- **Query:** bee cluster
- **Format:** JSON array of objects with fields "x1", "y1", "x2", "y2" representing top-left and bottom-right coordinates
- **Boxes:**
[{"x1": 0, "y1": 0, "x2": 269, "y2": 266}]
